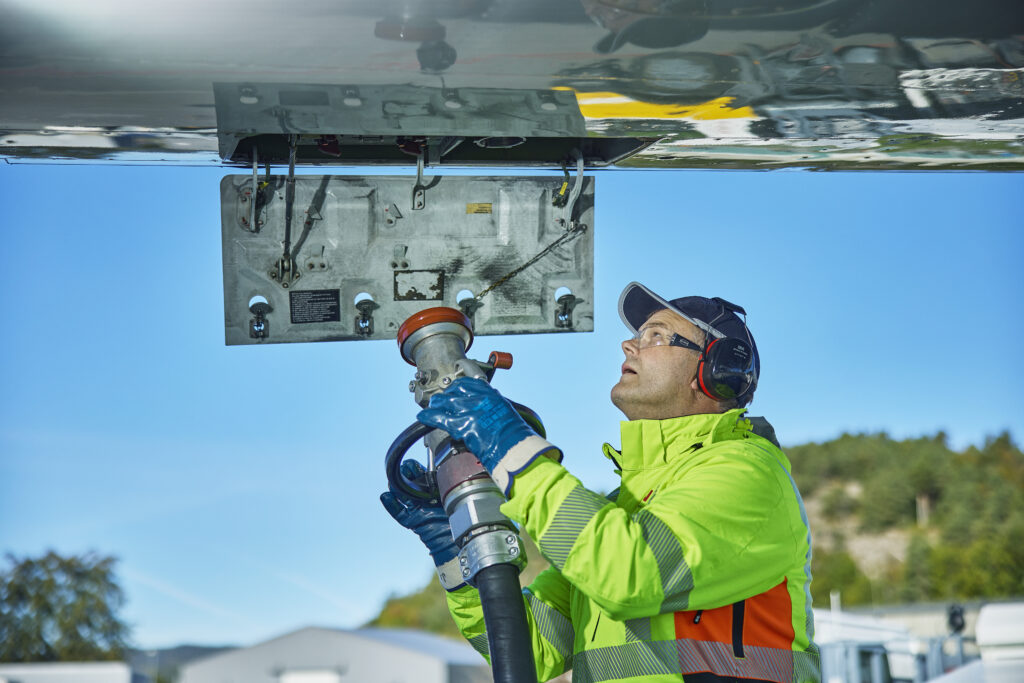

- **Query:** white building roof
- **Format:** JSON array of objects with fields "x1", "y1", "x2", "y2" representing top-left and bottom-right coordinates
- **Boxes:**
[
  {"x1": 812, "y1": 607, "x2": 911, "y2": 644},
  {"x1": 352, "y1": 628, "x2": 485, "y2": 666},
  {"x1": 179, "y1": 626, "x2": 489, "y2": 683},
  {"x1": 0, "y1": 662, "x2": 131, "y2": 683}
]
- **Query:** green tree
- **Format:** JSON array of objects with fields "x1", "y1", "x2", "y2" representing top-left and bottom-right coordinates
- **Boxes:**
[
  {"x1": 367, "y1": 532, "x2": 551, "y2": 637},
  {"x1": 860, "y1": 466, "x2": 916, "y2": 530},
  {"x1": 810, "y1": 545, "x2": 874, "y2": 606},
  {"x1": 900, "y1": 533, "x2": 932, "y2": 602},
  {"x1": 368, "y1": 574, "x2": 463, "y2": 638},
  {"x1": 821, "y1": 486, "x2": 859, "y2": 521},
  {"x1": 0, "y1": 550, "x2": 131, "y2": 662}
]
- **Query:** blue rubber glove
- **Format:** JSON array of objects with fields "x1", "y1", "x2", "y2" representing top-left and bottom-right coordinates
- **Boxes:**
[
  {"x1": 380, "y1": 460, "x2": 465, "y2": 591},
  {"x1": 417, "y1": 377, "x2": 559, "y2": 496}
]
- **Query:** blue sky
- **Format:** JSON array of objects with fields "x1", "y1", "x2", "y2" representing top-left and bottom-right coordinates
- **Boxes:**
[{"x1": 1, "y1": 164, "x2": 1021, "y2": 648}]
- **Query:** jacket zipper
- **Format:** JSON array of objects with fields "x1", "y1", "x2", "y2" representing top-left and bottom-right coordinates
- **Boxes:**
[
  {"x1": 732, "y1": 601, "x2": 745, "y2": 658},
  {"x1": 591, "y1": 614, "x2": 601, "y2": 641}
]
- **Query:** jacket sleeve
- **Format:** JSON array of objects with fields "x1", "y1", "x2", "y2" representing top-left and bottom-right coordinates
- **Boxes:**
[
  {"x1": 500, "y1": 445, "x2": 798, "y2": 620},
  {"x1": 446, "y1": 566, "x2": 576, "y2": 681}
]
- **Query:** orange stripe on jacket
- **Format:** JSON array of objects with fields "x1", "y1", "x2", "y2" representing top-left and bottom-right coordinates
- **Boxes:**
[
  {"x1": 674, "y1": 579, "x2": 795, "y2": 650},
  {"x1": 744, "y1": 579, "x2": 795, "y2": 650}
]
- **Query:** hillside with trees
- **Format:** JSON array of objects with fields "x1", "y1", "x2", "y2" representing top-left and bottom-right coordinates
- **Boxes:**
[
  {"x1": 370, "y1": 432, "x2": 1023, "y2": 634},
  {"x1": 790, "y1": 431, "x2": 1024, "y2": 606}
]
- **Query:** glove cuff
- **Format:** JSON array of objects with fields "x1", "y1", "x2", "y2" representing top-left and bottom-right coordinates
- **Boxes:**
[
  {"x1": 490, "y1": 434, "x2": 560, "y2": 496},
  {"x1": 436, "y1": 555, "x2": 468, "y2": 592}
]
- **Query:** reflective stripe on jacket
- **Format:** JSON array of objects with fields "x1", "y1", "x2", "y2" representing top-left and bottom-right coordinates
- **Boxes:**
[{"x1": 447, "y1": 409, "x2": 820, "y2": 683}]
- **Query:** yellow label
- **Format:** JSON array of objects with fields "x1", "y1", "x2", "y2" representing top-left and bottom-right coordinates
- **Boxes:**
[
  {"x1": 466, "y1": 203, "x2": 493, "y2": 214},
  {"x1": 553, "y1": 87, "x2": 756, "y2": 120}
]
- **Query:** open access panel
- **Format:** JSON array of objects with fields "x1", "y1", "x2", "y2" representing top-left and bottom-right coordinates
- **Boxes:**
[{"x1": 220, "y1": 174, "x2": 594, "y2": 345}]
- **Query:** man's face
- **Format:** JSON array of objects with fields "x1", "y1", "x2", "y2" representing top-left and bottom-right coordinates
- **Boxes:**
[{"x1": 610, "y1": 308, "x2": 709, "y2": 420}]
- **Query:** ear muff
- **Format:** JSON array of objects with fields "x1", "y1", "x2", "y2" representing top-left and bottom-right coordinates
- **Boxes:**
[{"x1": 697, "y1": 337, "x2": 757, "y2": 402}]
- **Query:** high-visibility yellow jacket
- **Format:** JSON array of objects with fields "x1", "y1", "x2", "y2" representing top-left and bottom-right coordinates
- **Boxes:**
[{"x1": 446, "y1": 409, "x2": 820, "y2": 683}]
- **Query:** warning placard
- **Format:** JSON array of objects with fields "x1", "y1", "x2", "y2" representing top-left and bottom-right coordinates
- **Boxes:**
[
  {"x1": 466, "y1": 203, "x2": 493, "y2": 214},
  {"x1": 289, "y1": 289, "x2": 341, "y2": 324}
]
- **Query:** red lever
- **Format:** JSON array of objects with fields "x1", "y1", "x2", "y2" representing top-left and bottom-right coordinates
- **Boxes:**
[{"x1": 488, "y1": 351, "x2": 513, "y2": 370}]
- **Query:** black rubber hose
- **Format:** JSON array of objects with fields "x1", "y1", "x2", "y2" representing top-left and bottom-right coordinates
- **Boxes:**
[
  {"x1": 475, "y1": 563, "x2": 538, "y2": 683},
  {"x1": 385, "y1": 421, "x2": 436, "y2": 500},
  {"x1": 385, "y1": 404, "x2": 546, "y2": 501},
  {"x1": 509, "y1": 401, "x2": 546, "y2": 439}
]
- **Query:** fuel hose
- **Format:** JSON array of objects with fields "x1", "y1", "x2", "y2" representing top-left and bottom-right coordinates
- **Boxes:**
[{"x1": 475, "y1": 563, "x2": 538, "y2": 683}]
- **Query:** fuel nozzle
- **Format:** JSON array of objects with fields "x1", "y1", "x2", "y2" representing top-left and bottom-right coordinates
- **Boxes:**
[
  {"x1": 386, "y1": 306, "x2": 539, "y2": 683},
  {"x1": 392, "y1": 306, "x2": 527, "y2": 581}
]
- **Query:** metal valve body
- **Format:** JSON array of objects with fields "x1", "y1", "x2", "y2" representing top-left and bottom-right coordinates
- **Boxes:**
[{"x1": 398, "y1": 307, "x2": 487, "y2": 407}]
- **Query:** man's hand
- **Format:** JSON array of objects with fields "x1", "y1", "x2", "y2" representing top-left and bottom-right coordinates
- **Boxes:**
[
  {"x1": 380, "y1": 460, "x2": 465, "y2": 591},
  {"x1": 417, "y1": 377, "x2": 559, "y2": 495}
]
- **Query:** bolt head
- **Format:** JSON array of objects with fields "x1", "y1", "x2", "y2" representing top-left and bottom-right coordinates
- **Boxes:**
[
  {"x1": 509, "y1": 547, "x2": 519, "y2": 556},
  {"x1": 506, "y1": 535, "x2": 516, "y2": 544},
  {"x1": 441, "y1": 377, "x2": 451, "y2": 386},
  {"x1": 460, "y1": 556, "x2": 467, "y2": 565},
  {"x1": 462, "y1": 568, "x2": 471, "y2": 577}
]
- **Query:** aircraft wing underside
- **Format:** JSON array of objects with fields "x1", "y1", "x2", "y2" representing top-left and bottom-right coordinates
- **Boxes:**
[{"x1": 1, "y1": 0, "x2": 1022, "y2": 171}]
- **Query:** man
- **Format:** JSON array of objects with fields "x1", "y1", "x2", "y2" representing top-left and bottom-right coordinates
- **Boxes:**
[{"x1": 382, "y1": 282, "x2": 819, "y2": 683}]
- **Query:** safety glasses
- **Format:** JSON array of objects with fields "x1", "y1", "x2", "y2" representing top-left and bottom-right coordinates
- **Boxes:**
[{"x1": 633, "y1": 325, "x2": 703, "y2": 352}]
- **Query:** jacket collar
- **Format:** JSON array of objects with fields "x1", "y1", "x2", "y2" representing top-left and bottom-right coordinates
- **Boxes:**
[{"x1": 604, "y1": 409, "x2": 752, "y2": 472}]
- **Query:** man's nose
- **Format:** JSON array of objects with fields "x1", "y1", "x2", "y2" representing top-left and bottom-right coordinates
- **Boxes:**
[{"x1": 622, "y1": 338, "x2": 638, "y2": 355}]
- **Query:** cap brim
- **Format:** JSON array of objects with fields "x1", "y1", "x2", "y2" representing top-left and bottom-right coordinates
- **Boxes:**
[{"x1": 618, "y1": 282, "x2": 725, "y2": 338}]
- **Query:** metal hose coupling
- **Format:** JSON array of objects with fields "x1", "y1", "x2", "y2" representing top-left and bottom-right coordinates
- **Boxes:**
[{"x1": 437, "y1": 451, "x2": 526, "y2": 583}]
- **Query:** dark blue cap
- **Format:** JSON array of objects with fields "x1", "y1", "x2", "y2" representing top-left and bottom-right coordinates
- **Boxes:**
[{"x1": 618, "y1": 281, "x2": 760, "y2": 378}]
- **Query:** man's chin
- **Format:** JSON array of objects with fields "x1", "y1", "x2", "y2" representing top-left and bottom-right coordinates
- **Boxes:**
[{"x1": 610, "y1": 382, "x2": 631, "y2": 412}]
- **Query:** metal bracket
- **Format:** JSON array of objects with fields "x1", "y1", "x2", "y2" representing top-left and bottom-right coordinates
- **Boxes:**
[
  {"x1": 269, "y1": 135, "x2": 302, "y2": 289},
  {"x1": 249, "y1": 300, "x2": 272, "y2": 339},
  {"x1": 248, "y1": 149, "x2": 260, "y2": 232},
  {"x1": 239, "y1": 148, "x2": 268, "y2": 232},
  {"x1": 555, "y1": 293, "x2": 579, "y2": 329},
  {"x1": 384, "y1": 203, "x2": 403, "y2": 228},
  {"x1": 303, "y1": 245, "x2": 329, "y2": 273},
  {"x1": 269, "y1": 255, "x2": 301, "y2": 288},
  {"x1": 558, "y1": 151, "x2": 585, "y2": 229},
  {"x1": 412, "y1": 152, "x2": 428, "y2": 210},
  {"x1": 458, "y1": 297, "x2": 484, "y2": 325},
  {"x1": 551, "y1": 163, "x2": 571, "y2": 209},
  {"x1": 355, "y1": 298, "x2": 379, "y2": 336}
]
